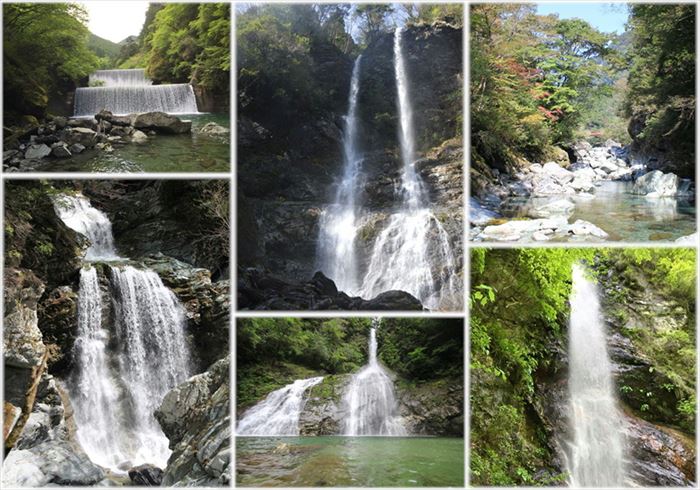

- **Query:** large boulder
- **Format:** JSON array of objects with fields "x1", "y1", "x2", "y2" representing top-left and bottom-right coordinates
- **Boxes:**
[
  {"x1": 156, "y1": 357, "x2": 231, "y2": 486},
  {"x1": 24, "y1": 144, "x2": 51, "y2": 160},
  {"x1": 632, "y1": 170, "x2": 679, "y2": 197},
  {"x1": 63, "y1": 127, "x2": 97, "y2": 149},
  {"x1": 131, "y1": 112, "x2": 191, "y2": 134}
]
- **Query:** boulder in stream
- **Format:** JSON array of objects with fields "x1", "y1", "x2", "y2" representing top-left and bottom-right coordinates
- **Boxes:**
[
  {"x1": 632, "y1": 170, "x2": 679, "y2": 197},
  {"x1": 131, "y1": 111, "x2": 191, "y2": 134}
]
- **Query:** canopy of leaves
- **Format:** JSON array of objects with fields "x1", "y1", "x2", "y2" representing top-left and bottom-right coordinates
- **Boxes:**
[{"x1": 3, "y1": 3, "x2": 99, "y2": 122}]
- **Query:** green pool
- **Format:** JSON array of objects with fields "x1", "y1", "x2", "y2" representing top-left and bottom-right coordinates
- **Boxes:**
[{"x1": 236, "y1": 436, "x2": 465, "y2": 487}]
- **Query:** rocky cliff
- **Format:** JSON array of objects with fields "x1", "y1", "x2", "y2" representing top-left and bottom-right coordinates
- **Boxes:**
[{"x1": 237, "y1": 23, "x2": 463, "y2": 301}]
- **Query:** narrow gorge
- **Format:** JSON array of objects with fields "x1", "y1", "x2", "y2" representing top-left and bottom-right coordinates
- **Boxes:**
[
  {"x1": 470, "y1": 248, "x2": 696, "y2": 487},
  {"x1": 3, "y1": 180, "x2": 231, "y2": 487},
  {"x1": 236, "y1": 317, "x2": 464, "y2": 486},
  {"x1": 238, "y1": 5, "x2": 463, "y2": 311}
]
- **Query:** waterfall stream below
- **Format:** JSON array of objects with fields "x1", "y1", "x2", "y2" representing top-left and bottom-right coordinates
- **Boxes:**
[
  {"x1": 315, "y1": 28, "x2": 459, "y2": 310},
  {"x1": 74, "y1": 68, "x2": 199, "y2": 117},
  {"x1": 54, "y1": 193, "x2": 193, "y2": 471},
  {"x1": 565, "y1": 263, "x2": 627, "y2": 486}
]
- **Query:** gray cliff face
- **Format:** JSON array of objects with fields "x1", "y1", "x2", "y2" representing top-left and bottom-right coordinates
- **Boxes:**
[{"x1": 156, "y1": 356, "x2": 231, "y2": 487}]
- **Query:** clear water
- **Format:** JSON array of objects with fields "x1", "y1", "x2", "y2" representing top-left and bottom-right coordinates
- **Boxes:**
[
  {"x1": 36, "y1": 113, "x2": 230, "y2": 172},
  {"x1": 500, "y1": 181, "x2": 696, "y2": 241},
  {"x1": 236, "y1": 436, "x2": 465, "y2": 487}
]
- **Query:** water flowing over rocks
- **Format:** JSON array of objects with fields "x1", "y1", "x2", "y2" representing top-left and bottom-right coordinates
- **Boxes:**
[{"x1": 471, "y1": 139, "x2": 696, "y2": 242}]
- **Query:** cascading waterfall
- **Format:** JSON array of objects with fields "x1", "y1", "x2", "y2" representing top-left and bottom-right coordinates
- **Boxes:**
[
  {"x1": 237, "y1": 377, "x2": 324, "y2": 436},
  {"x1": 317, "y1": 55, "x2": 364, "y2": 292},
  {"x1": 356, "y1": 28, "x2": 458, "y2": 310},
  {"x1": 317, "y1": 28, "x2": 459, "y2": 310},
  {"x1": 565, "y1": 263, "x2": 626, "y2": 486},
  {"x1": 56, "y1": 194, "x2": 193, "y2": 471},
  {"x1": 343, "y1": 319, "x2": 405, "y2": 436},
  {"x1": 52, "y1": 193, "x2": 120, "y2": 261},
  {"x1": 74, "y1": 67, "x2": 198, "y2": 116},
  {"x1": 89, "y1": 68, "x2": 152, "y2": 87}
]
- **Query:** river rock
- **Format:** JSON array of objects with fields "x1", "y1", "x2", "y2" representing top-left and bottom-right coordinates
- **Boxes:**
[
  {"x1": 65, "y1": 127, "x2": 97, "y2": 149},
  {"x1": 2, "y1": 442, "x2": 105, "y2": 487},
  {"x1": 128, "y1": 464, "x2": 164, "y2": 486},
  {"x1": 156, "y1": 356, "x2": 231, "y2": 486},
  {"x1": 632, "y1": 170, "x2": 679, "y2": 197},
  {"x1": 131, "y1": 130, "x2": 148, "y2": 144},
  {"x1": 109, "y1": 125, "x2": 133, "y2": 138},
  {"x1": 24, "y1": 143, "x2": 51, "y2": 160},
  {"x1": 674, "y1": 233, "x2": 697, "y2": 244},
  {"x1": 68, "y1": 143, "x2": 85, "y2": 154},
  {"x1": 50, "y1": 143, "x2": 71, "y2": 159},
  {"x1": 67, "y1": 118, "x2": 98, "y2": 130},
  {"x1": 131, "y1": 112, "x2": 191, "y2": 134},
  {"x1": 479, "y1": 218, "x2": 567, "y2": 241},
  {"x1": 542, "y1": 162, "x2": 574, "y2": 184},
  {"x1": 528, "y1": 199, "x2": 575, "y2": 218},
  {"x1": 566, "y1": 219, "x2": 609, "y2": 239},
  {"x1": 199, "y1": 122, "x2": 229, "y2": 135}
]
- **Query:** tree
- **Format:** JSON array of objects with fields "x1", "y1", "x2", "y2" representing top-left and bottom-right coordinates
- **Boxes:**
[{"x1": 354, "y1": 4, "x2": 394, "y2": 45}]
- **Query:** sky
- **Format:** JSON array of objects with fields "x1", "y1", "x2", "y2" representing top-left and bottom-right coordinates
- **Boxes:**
[
  {"x1": 84, "y1": 1, "x2": 149, "y2": 43},
  {"x1": 536, "y1": 3, "x2": 629, "y2": 33}
]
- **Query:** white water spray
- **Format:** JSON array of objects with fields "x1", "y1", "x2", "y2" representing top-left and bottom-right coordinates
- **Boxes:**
[
  {"x1": 343, "y1": 319, "x2": 405, "y2": 436},
  {"x1": 89, "y1": 69, "x2": 152, "y2": 87},
  {"x1": 237, "y1": 377, "x2": 324, "y2": 436},
  {"x1": 53, "y1": 193, "x2": 120, "y2": 261},
  {"x1": 317, "y1": 55, "x2": 364, "y2": 292},
  {"x1": 565, "y1": 263, "x2": 626, "y2": 486}
]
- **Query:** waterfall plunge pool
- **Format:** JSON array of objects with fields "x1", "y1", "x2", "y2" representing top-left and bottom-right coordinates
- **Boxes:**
[
  {"x1": 236, "y1": 436, "x2": 464, "y2": 487},
  {"x1": 35, "y1": 113, "x2": 230, "y2": 172}
]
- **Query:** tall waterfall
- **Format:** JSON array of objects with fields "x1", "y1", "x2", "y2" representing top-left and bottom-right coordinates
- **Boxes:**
[
  {"x1": 317, "y1": 55, "x2": 364, "y2": 292},
  {"x1": 57, "y1": 194, "x2": 193, "y2": 470},
  {"x1": 316, "y1": 29, "x2": 459, "y2": 310},
  {"x1": 53, "y1": 194, "x2": 120, "y2": 261},
  {"x1": 74, "y1": 67, "x2": 198, "y2": 116},
  {"x1": 89, "y1": 69, "x2": 152, "y2": 87},
  {"x1": 565, "y1": 264, "x2": 626, "y2": 486},
  {"x1": 237, "y1": 377, "x2": 324, "y2": 436},
  {"x1": 343, "y1": 319, "x2": 405, "y2": 436},
  {"x1": 356, "y1": 28, "x2": 458, "y2": 310}
]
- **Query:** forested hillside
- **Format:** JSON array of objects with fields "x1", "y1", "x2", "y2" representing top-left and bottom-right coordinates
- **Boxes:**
[{"x1": 471, "y1": 3, "x2": 695, "y2": 178}]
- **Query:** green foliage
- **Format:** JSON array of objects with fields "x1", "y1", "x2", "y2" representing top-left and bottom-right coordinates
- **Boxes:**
[
  {"x1": 624, "y1": 4, "x2": 695, "y2": 175},
  {"x1": 87, "y1": 32, "x2": 120, "y2": 61},
  {"x1": 3, "y1": 3, "x2": 99, "y2": 121}
]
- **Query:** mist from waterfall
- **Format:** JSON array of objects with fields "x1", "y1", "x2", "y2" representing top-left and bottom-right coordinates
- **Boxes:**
[
  {"x1": 237, "y1": 377, "x2": 324, "y2": 436},
  {"x1": 57, "y1": 194, "x2": 193, "y2": 471},
  {"x1": 317, "y1": 55, "x2": 364, "y2": 293},
  {"x1": 343, "y1": 319, "x2": 405, "y2": 436},
  {"x1": 565, "y1": 263, "x2": 626, "y2": 486},
  {"x1": 316, "y1": 29, "x2": 460, "y2": 310}
]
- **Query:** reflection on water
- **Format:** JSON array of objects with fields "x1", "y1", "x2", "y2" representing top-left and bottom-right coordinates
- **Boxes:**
[
  {"x1": 501, "y1": 181, "x2": 696, "y2": 241},
  {"x1": 37, "y1": 114, "x2": 230, "y2": 173},
  {"x1": 236, "y1": 436, "x2": 465, "y2": 487}
]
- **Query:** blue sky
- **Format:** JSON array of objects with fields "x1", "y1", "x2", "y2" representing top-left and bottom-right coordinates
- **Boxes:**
[{"x1": 536, "y1": 3, "x2": 629, "y2": 33}]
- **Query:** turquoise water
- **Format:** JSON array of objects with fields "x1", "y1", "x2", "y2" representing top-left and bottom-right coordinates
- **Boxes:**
[
  {"x1": 236, "y1": 436, "x2": 465, "y2": 487},
  {"x1": 501, "y1": 181, "x2": 696, "y2": 241},
  {"x1": 35, "y1": 113, "x2": 229, "y2": 173}
]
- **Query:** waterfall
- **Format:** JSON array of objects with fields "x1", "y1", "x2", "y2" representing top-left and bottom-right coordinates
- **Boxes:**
[
  {"x1": 56, "y1": 194, "x2": 193, "y2": 471},
  {"x1": 355, "y1": 28, "x2": 458, "y2": 310},
  {"x1": 565, "y1": 263, "x2": 626, "y2": 486},
  {"x1": 53, "y1": 193, "x2": 120, "y2": 261},
  {"x1": 237, "y1": 377, "x2": 324, "y2": 436},
  {"x1": 71, "y1": 267, "x2": 127, "y2": 469},
  {"x1": 343, "y1": 320, "x2": 405, "y2": 436},
  {"x1": 74, "y1": 84, "x2": 198, "y2": 117},
  {"x1": 317, "y1": 55, "x2": 364, "y2": 292},
  {"x1": 89, "y1": 69, "x2": 152, "y2": 87}
]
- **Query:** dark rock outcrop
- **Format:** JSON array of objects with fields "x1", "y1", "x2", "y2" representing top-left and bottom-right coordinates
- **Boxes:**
[
  {"x1": 128, "y1": 464, "x2": 164, "y2": 486},
  {"x1": 397, "y1": 379, "x2": 464, "y2": 436},
  {"x1": 238, "y1": 268, "x2": 424, "y2": 311},
  {"x1": 156, "y1": 356, "x2": 231, "y2": 487}
]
